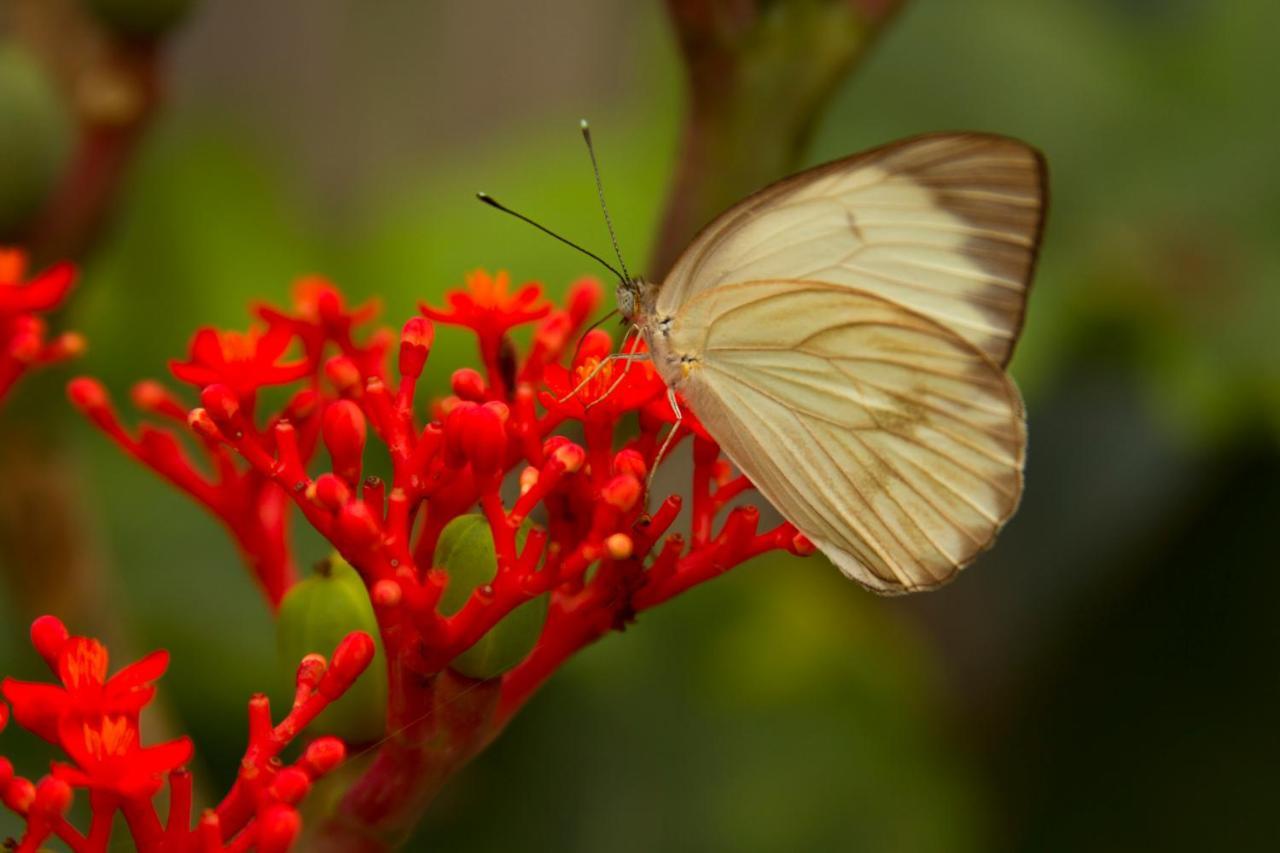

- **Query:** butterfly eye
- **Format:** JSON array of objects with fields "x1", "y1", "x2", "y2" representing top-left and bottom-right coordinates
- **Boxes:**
[{"x1": 616, "y1": 286, "x2": 635, "y2": 319}]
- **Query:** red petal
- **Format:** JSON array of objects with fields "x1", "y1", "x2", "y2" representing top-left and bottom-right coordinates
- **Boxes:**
[
  {"x1": 106, "y1": 650, "x2": 168, "y2": 696},
  {"x1": 0, "y1": 680, "x2": 68, "y2": 743}
]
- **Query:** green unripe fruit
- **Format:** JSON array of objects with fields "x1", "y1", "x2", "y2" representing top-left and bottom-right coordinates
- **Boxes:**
[
  {"x1": 82, "y1": 0, "x2": 195, "y2": 38},
  {"x1": 0, "y1": 44, "x2": 71, "y2": 239},
  {"x1": 277, "y1": 556, "x2": 387, "y2": 742},
  {"x1": 435, "y1": 514, "x2": 548, "y2": 680}
]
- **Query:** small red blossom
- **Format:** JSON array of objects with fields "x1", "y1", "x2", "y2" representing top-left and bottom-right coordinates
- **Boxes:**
[
  {"x1": 421, "y1": 269, "x2": 550, "y2": 338},
  {"x1": 540, "y1": 328, "x2": 666, "y2": 419},
  {"x1": 0, "y1": 248, "x2": 83, "y2": 405},
  {"x1": 0, "y1": 617, "x2": 371, "y2": 852},
  {"x1": 1, "y1": 631, "x2": 167, "y2": 745},
  {"x1": 54, "y1": 713, "x2": 192, "y2": 798},
  {"x1": 170, "y1": 325, "x2": 309, "y2": 397}
]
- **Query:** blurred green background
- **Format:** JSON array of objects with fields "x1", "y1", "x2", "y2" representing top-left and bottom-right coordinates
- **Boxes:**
[{"x1": 2, "y1": 0, "x2": 1279, "y2": 849}]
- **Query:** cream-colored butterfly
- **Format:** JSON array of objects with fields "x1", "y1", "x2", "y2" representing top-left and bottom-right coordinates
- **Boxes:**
[{"x1": 484, "y1": 128, "x2": 1047, "y2": 594}]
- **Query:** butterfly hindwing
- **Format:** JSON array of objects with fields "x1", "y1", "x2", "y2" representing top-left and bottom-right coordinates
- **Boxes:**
[{"x1": 662, "y1": 279, "x2": 1026, "y2": 593}]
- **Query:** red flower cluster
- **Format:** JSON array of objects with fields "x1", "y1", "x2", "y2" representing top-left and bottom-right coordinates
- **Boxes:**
[
  {"x1": 0, "y1": 616, "x2": 373, "y2": 852},
  {"x1": 69, "y1": 268, "x2": 812, "y2": 840},
  {"x1": 0, "y1": 248, "x2": 83, "y2": 405}
]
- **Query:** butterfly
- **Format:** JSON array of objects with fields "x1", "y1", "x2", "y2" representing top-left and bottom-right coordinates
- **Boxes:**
[
  {"x1": 617, "y1": 132, "x2": 1046, "y2": 594},
  {"x1": 482, "y1": 129, "x2": 1047, "y2": 594}
]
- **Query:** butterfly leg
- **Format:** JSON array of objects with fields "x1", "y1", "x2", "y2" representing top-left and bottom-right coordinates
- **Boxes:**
[
  {"x1": 645, "y1": 387, "x2": 684, "y2": 499},
  {"x1": 583, "y1": 350, "x2": 652, "y2": 412},
  {"x1": 556, "y1": 324, "x2": 643, "y2": 405}
]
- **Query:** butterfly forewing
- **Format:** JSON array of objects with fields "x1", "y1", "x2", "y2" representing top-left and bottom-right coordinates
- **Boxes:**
[
  {"x1": 661, "y1": 280, "x2": 1026, "y2": 593},
  {"x1": 658, "y1": 133, "x2": 1047, "y2": 367}
]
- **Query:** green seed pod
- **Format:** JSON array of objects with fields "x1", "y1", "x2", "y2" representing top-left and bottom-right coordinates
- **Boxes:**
[
  {"x1": 0, "y1": 44, "x2": 71, "y2": 240},
  {"x1": 277, "y1": 556, "x2": 387, "y2": 742},
  {"x1": 435, "y1": 514, "x2": 548, "y2": 680},
  {"x1": 81, "y1": 0, "x2": 195, "y2": 39}
]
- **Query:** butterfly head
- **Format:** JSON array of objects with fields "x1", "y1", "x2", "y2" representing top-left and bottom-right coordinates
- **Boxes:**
[{"x1": 616, "y1": 277, "x2": 656, "y2": 324}]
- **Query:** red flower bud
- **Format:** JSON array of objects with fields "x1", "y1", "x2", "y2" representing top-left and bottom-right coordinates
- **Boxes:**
[
  {"x1": 296, "y1": 654, "x2": 327, "y2": 691},
  {"x1": 200, "y1": 384, "x2": 241, "y2": 428},
  {"x1": 613, "y1": 449, "x2": 647, "y2": 479},
  {"x1": 337, "y1": 501, "x2": 381, "y2": 546},
  {"x1": 130, "y1": 379, "x2": 184, "y2": 417},
  {"x1": 269, "y1": 767, "x2": 312, "y2": 805},
  {"x1": 0, "y1": 757, "x2": 11, "y2": 789},
  {"x1": 325, "y1": 355, "x2": 361, "y2": 393},
  {"x1": 518, "y1": 466, "x2": 539, "y2": 495},
  {"x1": 187, "y1": 407, "x2": 221, "y2": 441},
  {"x1": 371, "y1": 579, "x2": 402, "y2": 607},
  {"x1": 605, "y1": 533, "x2": 634, "y2": 560},
  {"x1": 33, "y1": 776, "x2": 72, "y2": 816},
  {"x1": 308, "y1": 473, "x2": 352, "y2": 510},
  {"x1": 451, "y1": 367, "x2": 487, "y2": 401},
  {"x1": 30, "y1": 615, "x2": 68, "y2": 669},
  {"x1": 283, "y1": 388, "x2": 320, "y2": 421},
  {"x1": 447, "y1": 402, "x2": 506, "y2": 475},
  {"x1": 320, "y1": 631, "x2": 375, "y2": 698},
  {"x1": 790, "y1": 532, "x2": 816, "y2": 556},
  {"x1": 3, "y1": 776, "x2": 35, "y2": 813},
  {"x1": 256, "y1": 803, "x2": 302, "y2": 853},
  {"x1": 551, "y1": 442, "x2": 586, "y2": 474},
  {"x1": 322, "y1": 400, "x2": 367, "y2": 483},
  {"x1": 574, "y1": 328, "x2": 613, "y2": 366},
  {"x1": 566, "y1": 277, "x2": 603, "y2": 327},
  {"x1": 302, "y1": 737, "x2": 346, "y2": 775},
  {"x1": 66, "y1": 376, "x2": 109, "y2": 414},
  {"x1": 601, "y1": 474, "x2": 642, "y2": 512},
  {"x1": 399, "y1": 317, "x2": 434, "y2": 378}
]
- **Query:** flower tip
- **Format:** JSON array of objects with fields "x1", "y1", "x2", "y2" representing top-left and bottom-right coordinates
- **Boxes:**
[
  {"x1": 256, "y1": 803, "x2": 302, "y2": 853},
  {"x1": 66, "y1": 377, "x2": 108, "y2": 413},
  {"x1": 322, "y1": 631, "x2": 375, "y2": 697},
  {"x1": 186, "y1": 408, "x2": 221, "y2": 441},
  {"x1": 296, "y1": 653, "x2": 327, "y2": 691},
  {"x1": 612, "y1": 449, "x2": 647, "y2": 479},
  {"x1": 30, "y1": 615, "x2": 68, "y2": 667},
  {"x1": 199, "y1": 383, "x2": 241, "y2": 425},
  {"x1": 601, "y1": 474, "x2": 642, "y2": 512},
  {"x1": 130, "y1": 379, "x2": 171, "y2": 411},
  {"x1": 399, "y1": 317, "x2": 435, "y2": 378},
  {"x1": 324, "y1": 355, "x2": 362, "y2": 393},
  {"x1": 550, "y1": 441, "x2": 586, "y2": 474},
  {"x1": 52, "y1": 331, "x2": 86, "y2": 359},
  {"x1": 302, "y1": 736, "x2": 347, "y2": 775},
  {"x1": 450, "y1": 367, "x2": 488, "y2": 401},
  {"x1": 371, "y1": 579, "x2": 402, "y2": 608},
  {"x1": 790, "y1": 532, "x2": 816, "y2": 556},
  {"x1": 33, "y1": 775, "x2": 72, "y2": 816},
  {"x1": 3, "y1": 776, "x2": 35, "y2": 814},
  {"x1": 605, "y1": 533, "x2": 634, "y2": 560},
  {"x1": 269, "y1": 767, "x2": 312, "y2": 805}
]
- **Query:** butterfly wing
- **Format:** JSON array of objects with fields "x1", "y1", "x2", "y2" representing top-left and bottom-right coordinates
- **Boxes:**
[
  {"x1": 657, "y1": 132, "x2": 1047, "y2": 367},
  {"x1": 663, "y1": 279, "x2": 1025, "y2": 593}
]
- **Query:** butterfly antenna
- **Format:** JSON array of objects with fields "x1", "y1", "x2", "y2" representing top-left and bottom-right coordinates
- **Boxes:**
[
  {"x1": 579, "y1": 119, "x2": 631, "y2": 283},
  {"x1": 475, "y1": 192, "x2": 624, "y2": 281}
]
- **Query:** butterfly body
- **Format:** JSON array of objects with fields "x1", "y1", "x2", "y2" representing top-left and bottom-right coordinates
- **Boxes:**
[{"x1": 620, "y1": 132, "x2": 1046, "y2": 594}]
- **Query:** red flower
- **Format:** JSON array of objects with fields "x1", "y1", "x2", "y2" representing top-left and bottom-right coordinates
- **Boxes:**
[
  {"x1": 170, "y1": 325, "x2": 310, "y2": 397},
  {"x1": 54, "y1": 714, "x2": 192, "y2": 798},
  {"x1": 0, "y1": 248, "x2": 83, "y2": 404},
  {"x1": 421, "y1": 269, "x2": 550, "y2": 340},
  {"x1": 2, "y1": 628, "x2": 167, "y2": 746},
  {"x1": 540, "y1": 328, "x2": 666, "y2": 419}
]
